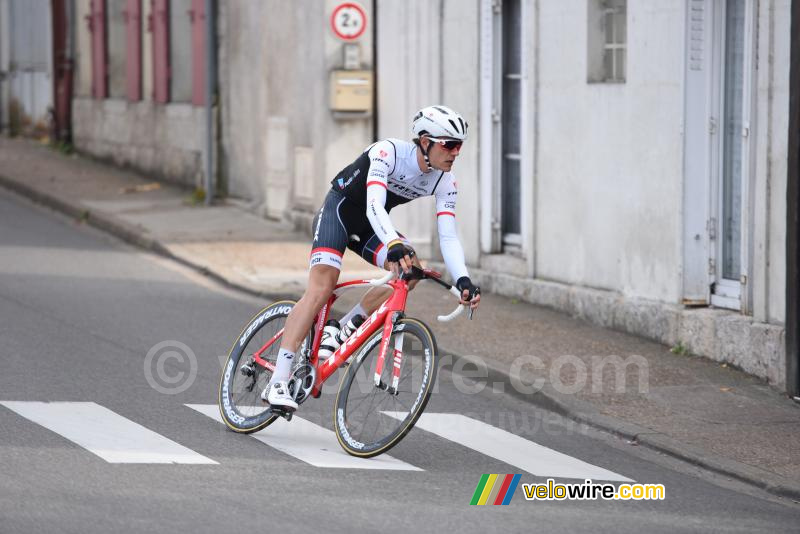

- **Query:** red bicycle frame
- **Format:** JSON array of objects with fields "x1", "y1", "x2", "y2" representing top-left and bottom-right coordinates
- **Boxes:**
[
  {"x1": 309, "y1": 277, "x2": 410, "y2": 396},
  {"x1": 248, "y1": 275, "x2": 413, "y2": 397},
  {"x1": 247, "y1": 266, "x2": 464, "y2": 403}
]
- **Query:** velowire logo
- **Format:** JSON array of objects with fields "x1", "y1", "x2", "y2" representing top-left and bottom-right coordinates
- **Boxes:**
[{"x1": 470, "y1": 474, "x2": 521, "y2": 506}]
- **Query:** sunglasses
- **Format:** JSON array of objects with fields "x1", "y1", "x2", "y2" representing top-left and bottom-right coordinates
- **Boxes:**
[{"x1": 428, "y1": 137, "x2": 463, "y2": 151}]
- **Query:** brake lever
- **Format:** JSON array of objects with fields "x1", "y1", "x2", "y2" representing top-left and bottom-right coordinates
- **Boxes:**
[{"x1": 468, "y1": 287, "x2": 480, "y2": 320}]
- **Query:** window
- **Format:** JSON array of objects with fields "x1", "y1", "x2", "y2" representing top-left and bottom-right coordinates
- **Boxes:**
[
  {"x1": 720, "y1": 0, "x2": 745, "y2": 282},
  {"x1": 147, "y1": 0, "x2": 205, "y2": 105},
  {"x1": 88, "y1": 0, "x2": 108, "y2": 98},
  {"x1": 501, "y1": 0, "x2": 522, "y2": 247},
  {"x1": 169, "y1": 0, "x2": 192, "y2": 102},
  {"x1": 711, "y1": 0, "x2": 751, "y2": 310},
  {"x1": 124, "y1": 0, "x2": 142, "y2": 101},
  {"x1": 588, "y1": 0, "x2": 626, "y2": 83},
  {"x1": 151, "y1": 0, "x2": 169, "y2": 103},
  {"x1": 106, "y1": 0, "x2": 127, "y2": 98},
  {"x1": 189, "y1": 0, "x2": 207, "y2": 105}
]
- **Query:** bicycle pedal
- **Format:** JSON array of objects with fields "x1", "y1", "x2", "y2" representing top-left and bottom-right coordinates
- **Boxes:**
[{"x1": 270, "y1": 406, "x2": 295, "y2": 421}]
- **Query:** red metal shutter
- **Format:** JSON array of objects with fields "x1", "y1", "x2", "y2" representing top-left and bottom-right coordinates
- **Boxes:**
[
  {"x1": 151, "y1": 0, "x2": 170, "y2": 103},
  {"x1": 124, "y1": 0, "x2": 142, "y2": 101},
  {"x1": 87, "y1": 0, "x2": 108, "y2": 99},
  {"x1": 190, "y1": 0, "x2": 206, "y2": 106}
]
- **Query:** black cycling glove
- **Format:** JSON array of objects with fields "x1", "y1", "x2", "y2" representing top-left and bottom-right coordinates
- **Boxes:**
[
  {"x1": 456, "y1": 276, "x2": 481, "y2": 301},
  {"x1": 387, "y1": 242, "x2": 412, "y2": 263}
]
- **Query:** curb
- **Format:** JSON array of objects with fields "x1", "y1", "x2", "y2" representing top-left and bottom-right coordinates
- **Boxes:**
[
  {"x1": 2, "y1": 174, "x2": 799, "y2": 502},
  {"x1": 441, "y1": 352, "x2": 800, "y2": 502}
]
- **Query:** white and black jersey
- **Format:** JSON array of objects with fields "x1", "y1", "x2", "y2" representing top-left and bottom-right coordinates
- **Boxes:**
[
  {"x1": 332, "y1": 139, "x2": 455, "y2": 212},
  {"x1": 312, "y1": 139, "x2": 468, "y2": 282}
]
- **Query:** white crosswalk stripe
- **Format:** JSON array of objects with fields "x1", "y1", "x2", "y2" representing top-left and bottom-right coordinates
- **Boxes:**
[
  {"x1": 0, "y1": 401, "x2": 217, "y2": 464},
  {"x1": 185, "y1": 404, "x2": 422, "y2": 471},
  {"x1": 384, "y1": 412, "x2": 632, "y2": 482},
  {"x1": 0, "y1": 400, "x2": 634, "y2": 478}
]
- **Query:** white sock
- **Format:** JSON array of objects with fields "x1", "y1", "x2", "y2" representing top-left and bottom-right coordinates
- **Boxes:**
[
  {"x1": 271, "y1": 348, "x2": 295, "y2": 383},
  {"x1": 340, "y1": 302, "x2": 367, "y2": 326}
]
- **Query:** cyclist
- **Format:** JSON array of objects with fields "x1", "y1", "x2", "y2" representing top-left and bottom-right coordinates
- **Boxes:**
[{"x1": 264, "y1": 105, "x2": 482, "y2": 409}]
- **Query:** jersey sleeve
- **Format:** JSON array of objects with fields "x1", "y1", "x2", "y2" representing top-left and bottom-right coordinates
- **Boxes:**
[
  {"x1": 435, "y1": 175, "x2": 469, "y2": 281},
  {"x1": 365, "y1": 141, "x2": 402, "y2": 247}
]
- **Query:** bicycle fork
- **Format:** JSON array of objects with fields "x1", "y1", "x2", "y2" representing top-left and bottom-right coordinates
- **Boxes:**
[{"x1": 374, "y1": 316, "x2": 404, "y2": 396}]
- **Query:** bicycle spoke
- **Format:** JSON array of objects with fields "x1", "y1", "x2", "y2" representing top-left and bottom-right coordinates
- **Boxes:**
[
  {"x1": 356, "y1": 388, "x2": 384, "y2": 442},
  {"x1": 336, "y1": 321, "x2": 436, "y2": 454},
  {"x1": 219, "y1": 301, "x2": 312, "y2": 431},
  {"x1": 346, "y1": 392, "x2": 377, "y2": 414}
]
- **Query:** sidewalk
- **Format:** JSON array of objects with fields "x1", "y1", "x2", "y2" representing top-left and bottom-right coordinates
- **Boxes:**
[{"x1": 1, "y1": 136, "x2": 799, "y2": 500}]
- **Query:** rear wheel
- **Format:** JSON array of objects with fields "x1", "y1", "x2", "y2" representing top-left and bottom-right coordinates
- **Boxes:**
[
  {"x1": 218, "y1": 301, "x2": 312, "y2": 433},
  {"x1": 333, "y1": 318, "x2": 438, "y2": 457}
]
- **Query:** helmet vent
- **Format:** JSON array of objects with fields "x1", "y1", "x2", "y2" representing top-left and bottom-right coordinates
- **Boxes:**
[
  {"x1": 433, "y1": 106, "x2": 449, "y2": 114},
  {"x1": 448, "y1": 119, "x2": 459, "y2": 134},
  {"x1": 458, "y1": 117, "x2": 466, "y2": 133}
]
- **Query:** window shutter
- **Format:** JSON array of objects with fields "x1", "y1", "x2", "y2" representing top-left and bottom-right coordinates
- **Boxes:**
[
  {"x1": 689, "y1": 0, "x2": 705, "y2": 71},
  {"x1": 190, "y1": 0, "x2": 206, "y2": 106},
  {"x1": 124, "y1": 0, "x2": 142, "y2": 101},
  {"x1": 88, "y1": 0, "x2": 108, "y2": 99},
  {"x1": 151, "y1": 0, "x2": 170, "y2": 103}
]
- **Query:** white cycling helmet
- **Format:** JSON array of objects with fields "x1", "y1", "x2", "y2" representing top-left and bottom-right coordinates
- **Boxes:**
[{"x1": 412, "y1": 105, "x2": 468, "y2": 141}]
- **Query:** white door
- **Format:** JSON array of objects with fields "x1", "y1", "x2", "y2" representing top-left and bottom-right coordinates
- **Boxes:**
[{"x1": 709, "y1": 0, "x2": 754, "y2": 311}]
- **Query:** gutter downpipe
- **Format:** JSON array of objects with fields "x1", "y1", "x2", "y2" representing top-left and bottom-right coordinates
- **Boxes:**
[
  {"x1": 372, "y1": 0, "x2": 377, "y2": 141},
  {"x1": 787, "y1": 0, "x2": 800, "y2": 399},
  {"x1": 51, "y1": 0, "x2": 74, "y2": 143}
]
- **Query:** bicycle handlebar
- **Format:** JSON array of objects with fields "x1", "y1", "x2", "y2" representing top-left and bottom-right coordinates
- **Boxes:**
[
  {"x1": 365, "y1": 269, "x2": 468, "y2": 322},
  {"x1": 368, "y1": 271, "x2": 395, "y2": 286},
  {"x1": 438, "y1": 286, "x2": 467, "y2": 322}
]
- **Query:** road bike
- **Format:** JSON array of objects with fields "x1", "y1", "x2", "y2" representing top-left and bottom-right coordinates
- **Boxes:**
[{"x1": 217, "y1": 266, "x2": 468, "y2": 457}]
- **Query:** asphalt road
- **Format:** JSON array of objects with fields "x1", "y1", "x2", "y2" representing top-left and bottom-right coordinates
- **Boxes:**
[{"x1": 0, "y1": 188, "x2": 798, "y2": 533}]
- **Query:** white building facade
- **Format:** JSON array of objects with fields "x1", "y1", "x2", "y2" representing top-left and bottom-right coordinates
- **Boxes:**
[
  {"x1": 445, "y1": 0, "x2": 789, "y2": 388},
  {"x1": 66, "y1": 0, "x2": 792, "y2": 390},
  {"x1": 374, "y1": 0, "x2": 791, "y2": 389},
  {"x1": 71, "y1": 0, "x2": 211, "y2": 187}
]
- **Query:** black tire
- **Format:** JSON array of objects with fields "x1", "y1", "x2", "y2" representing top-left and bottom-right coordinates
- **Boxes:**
[
  {"x1": 218, "y1": 300, "x2": 311, "y2": 433},
  {"x1": 334, "y1": 318, "x2": 438, "y2": 457}
]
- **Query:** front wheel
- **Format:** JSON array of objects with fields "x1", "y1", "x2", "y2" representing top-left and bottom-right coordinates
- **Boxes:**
[{"x1": 334, "y1": 318, "x2": 438, "y2": 457}]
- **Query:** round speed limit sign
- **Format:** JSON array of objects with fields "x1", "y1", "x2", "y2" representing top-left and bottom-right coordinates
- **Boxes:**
[{"x1": 331, "y1": 2, "x2": 367, "y2": 41}]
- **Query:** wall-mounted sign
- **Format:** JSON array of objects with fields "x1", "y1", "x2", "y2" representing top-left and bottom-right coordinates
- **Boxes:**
[{"x1": 330, "y1": 2, "x2": 367, "y2": 41}]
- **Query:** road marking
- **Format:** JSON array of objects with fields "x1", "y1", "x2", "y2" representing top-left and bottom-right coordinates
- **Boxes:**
[
  {"x1": 186, "y1": 404, "x2": 422, "y2": 471},
  {"x1": 384, "y1": 412, "x2": 632, "y2": 482},
  {"x1": 0, "y1": 401, "x2": 217, "y2": 464}
]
